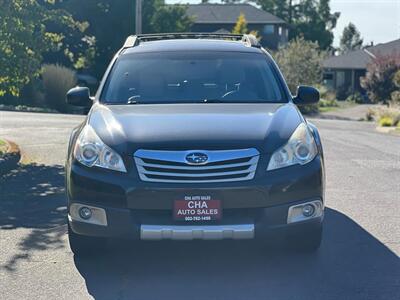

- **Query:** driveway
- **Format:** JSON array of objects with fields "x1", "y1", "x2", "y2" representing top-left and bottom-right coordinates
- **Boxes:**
[
  {"x1": 0, "y1": 111, "x2": 84, "y2": 165},
  {"x1": 0, "y1": 111, "x2": 399, "y2": 300},
  {"x1": 318, "y1": 103, "x2": 380, "y2": 121}
]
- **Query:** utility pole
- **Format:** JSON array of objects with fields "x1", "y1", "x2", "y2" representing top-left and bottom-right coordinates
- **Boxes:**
[{"x1": 135, "y1": 0, "x2": 142, "y2": 34}]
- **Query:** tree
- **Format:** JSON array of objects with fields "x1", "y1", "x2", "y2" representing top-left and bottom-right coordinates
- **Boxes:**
[
  {"x1": 143, "y1": 0, "x2": 193, "y2": 34},
  {"x1": 391, "y1": 70, "x2": 400, "y2": 103},
  {"x1": 225, "y1": 0, "x2": 340, "y2": 49},
  {"x1": 232, "y1": 13, "x2": 259, "y2": 38},
  {"x1": 273, "y1": 37, "x2": 325, "y2": 93},
  {"x1": 59, "y1": 0, "x2": 135, "y2": 78},
  {"x1": 232, "y1": 13, "x2": 248, "y2": 34},
  {"x1": 42, "y1": 9, "x2": 96, "y2": 71},
  {"x1": 394, "y1": 70, "x2": 400, "y2": 88},
  {"x1": 61, "y1": 0, "x2": 192, "y2": 78},
  {"x1": 361, "y1": 53, "x2": 400, "y2": 104},
  {"x1": 274, "y1": 37, "x2": 325, "y2": 113},
  {"x1": 340, "y1": 23, "x2": 363, "y2": 54},
  {"x1": 287, "y1": 0, "x2": 340, "y2": 49},
  {"x1": 0, "y1": 0, "x2": 90, "y2": 97}
]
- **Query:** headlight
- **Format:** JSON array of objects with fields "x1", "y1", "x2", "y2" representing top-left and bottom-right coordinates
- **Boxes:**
[
  {"x1": 267, "y1": 123, "x2": 317, "y2": 171},
  {"x1": 74, "y1": 125, "x2": 127, "y2": 172}
]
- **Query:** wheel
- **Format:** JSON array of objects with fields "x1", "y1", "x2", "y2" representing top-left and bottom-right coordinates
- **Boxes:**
[
  {"x1": 286, "y1": 223, "x2": 322, "y2": 252},
  {"x1": 68, "y1": 223, "x2": 107, "y2": 256}
]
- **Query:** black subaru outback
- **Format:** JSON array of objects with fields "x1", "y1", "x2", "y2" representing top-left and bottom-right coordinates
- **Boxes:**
[{"x1": 66, "y1": 33, "x2": 325, "y2": 256}]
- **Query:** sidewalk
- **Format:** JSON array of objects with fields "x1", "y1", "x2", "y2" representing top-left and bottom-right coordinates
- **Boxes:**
[{"x1": 317, "y1": 104, "x2": 381, "y2": 121}]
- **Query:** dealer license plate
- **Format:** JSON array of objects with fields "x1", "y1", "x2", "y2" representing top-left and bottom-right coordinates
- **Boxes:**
[{"x1": 174, "y1": 196, "x2": 222, "y2": 222}]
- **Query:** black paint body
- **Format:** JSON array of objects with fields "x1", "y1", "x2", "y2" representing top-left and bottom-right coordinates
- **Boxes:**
[{"x1": 66, "y1": 39, "x2": 325, "y2": 239}]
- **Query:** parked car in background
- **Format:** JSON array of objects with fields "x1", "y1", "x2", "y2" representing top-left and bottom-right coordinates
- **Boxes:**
[{"x1": 65, "y1": 33, "x2": 324, "y2": 256}]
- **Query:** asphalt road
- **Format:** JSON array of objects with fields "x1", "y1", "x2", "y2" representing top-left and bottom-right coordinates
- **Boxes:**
[{"x1": 0, "y1": 110, "x2": 399, "y2": 300}]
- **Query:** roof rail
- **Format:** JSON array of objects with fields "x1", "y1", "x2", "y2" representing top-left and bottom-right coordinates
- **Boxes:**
[
  {"x1": 120, "y1": 33, "x2": 261, "y2": 50},
  {"x1": 122, "y1": 35, "x2": 139, "y2": 49}
]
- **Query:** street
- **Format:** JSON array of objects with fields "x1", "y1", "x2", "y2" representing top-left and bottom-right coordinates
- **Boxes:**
[{"x1": 0, "y1": 110, "x2": 399, "y2": 300}]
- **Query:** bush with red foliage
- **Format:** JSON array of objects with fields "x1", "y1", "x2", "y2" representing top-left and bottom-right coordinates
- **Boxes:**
[{"x1": 361, "y1": 52, "x2": 400, "y2": 104}]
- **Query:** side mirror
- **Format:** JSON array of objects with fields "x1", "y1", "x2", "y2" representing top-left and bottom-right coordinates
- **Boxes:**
[
  {"x1": 293, "y1": 86, "x2": 320, "y2": 105},
  {"x1": 66, "y1": 87, "x2": 92, "y2": 107}
]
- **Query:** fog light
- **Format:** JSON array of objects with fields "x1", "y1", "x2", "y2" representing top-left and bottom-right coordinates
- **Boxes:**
[
  {"x1": 302, "y1": 204, "x2": 315, "y2": 217},
  {"x1": 69, "y1": 204, "x2": 108, "y2": 226},
  {"x1": 287, "y1": 200, "x2": 323, "y2": 224},
  {"x1": 79, "y1": 207, "x2": 92, "y2": 220}
]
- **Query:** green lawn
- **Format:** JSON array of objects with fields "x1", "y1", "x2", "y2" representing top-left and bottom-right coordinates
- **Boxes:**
[
  {"x1": 319, "y1": 106, "x2": 338, "y2": 113},
  {"x1": 0, "y1": 139, "x2": 8, "y2": 156},
  {"x1": 319, "y1": 100, "x2": 357, "y2": 113}
]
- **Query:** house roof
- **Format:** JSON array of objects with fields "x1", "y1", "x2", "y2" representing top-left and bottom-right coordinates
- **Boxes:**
[
  {"x1": 323, "y1": 39, "x2": 400, "y2": 70},
  {"x1": 186, "y1": 4, "x2": 286, "y2": 25},
  {"x1": 323, "y1": 49, "x2": 371, "y2": 70},
  {"x1": 369, "y1": 39, "x2": 400, "y2": 57}
]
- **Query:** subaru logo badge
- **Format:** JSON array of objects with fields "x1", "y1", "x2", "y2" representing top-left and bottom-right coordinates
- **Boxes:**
[{"x1": 186, "y1": 152, "x2": 208, "y2": 165}]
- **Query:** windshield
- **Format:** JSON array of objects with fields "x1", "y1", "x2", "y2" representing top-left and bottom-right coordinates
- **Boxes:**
[{"x1": 101, "y1": 51, "x2": 286, "y2": 104}]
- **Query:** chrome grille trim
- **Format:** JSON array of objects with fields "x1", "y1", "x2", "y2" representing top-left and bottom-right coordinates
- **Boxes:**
[
  {"x1": 136, "y1": 156, "x2": 258, "y2": 170},
  {"x1": 134, "y1": 149, "x2": 260, "y2": 183}
]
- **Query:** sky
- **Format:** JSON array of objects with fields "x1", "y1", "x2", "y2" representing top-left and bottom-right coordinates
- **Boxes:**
[{"x1": 166, "y1": 0, "x2": 400, "y2": 47}]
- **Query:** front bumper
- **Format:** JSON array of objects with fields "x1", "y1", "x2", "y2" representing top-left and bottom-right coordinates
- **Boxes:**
[
  {"x1": 69, "y1": 199, "x2": 323, "y2": 240},
  {"x1": 67, "y1": 155, "x2": 324, "y2": 240}
]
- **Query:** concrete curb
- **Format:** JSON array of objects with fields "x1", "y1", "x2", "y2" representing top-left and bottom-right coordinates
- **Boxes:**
[
  {"x1": 0, "y1": 140, "x2": 21, "y2": 176},
  {"x1": 376, "y1": 126, "x2": 400, "y2": 136}
]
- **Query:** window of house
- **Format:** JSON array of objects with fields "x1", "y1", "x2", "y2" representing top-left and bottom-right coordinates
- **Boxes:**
[
  {"x1": 323, "y1": 73, "x2": 333, "y2": 80},
  {"x1": 263, "y1": 25, "x2": 275, "y2": 34},
  {"x1": 278, "y1": 26, "x2": 282, "y2": 36},
  {"x1": 336, "y1": 71, "x2": 346, "y2": 89},
  {"x1": 323, "y1": 72, "x2": 334, "y2": 90}
]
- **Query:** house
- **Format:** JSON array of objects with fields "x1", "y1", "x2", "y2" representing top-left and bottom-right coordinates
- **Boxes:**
[
  {"x1": 186, "y1": 3, "x2": 288, "y2": 50},
  {"x1": 323, "y1": 39, "x2": 400, "y2": 99}
]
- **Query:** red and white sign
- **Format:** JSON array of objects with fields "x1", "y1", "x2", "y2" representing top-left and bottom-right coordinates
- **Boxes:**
[{"x1": 174, "y1": 196, "x2": 222, "y2": 222}]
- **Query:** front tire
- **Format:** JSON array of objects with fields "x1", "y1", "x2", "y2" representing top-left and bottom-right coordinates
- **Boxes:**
[
  {"x1": 68, "y1": 223, "x2": 107, "y2": 256},
  {"x1": 286, "y1": 223, "x2": 322, "y2": 252}
]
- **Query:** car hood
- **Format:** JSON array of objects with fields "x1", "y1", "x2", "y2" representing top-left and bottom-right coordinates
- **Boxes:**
[{"x1": 87, "y1": 103, "x2": 303, "y2": 155}]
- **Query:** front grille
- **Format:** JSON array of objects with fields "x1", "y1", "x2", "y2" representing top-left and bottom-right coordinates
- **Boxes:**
[{"x1": 134, "y1": 149, "x2": 260, "y2": 183}]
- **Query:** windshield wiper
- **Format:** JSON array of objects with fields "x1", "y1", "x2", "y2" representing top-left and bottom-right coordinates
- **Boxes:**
[{"x1": 127, "y1": 96, "x2": 140, "y2": 104}]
